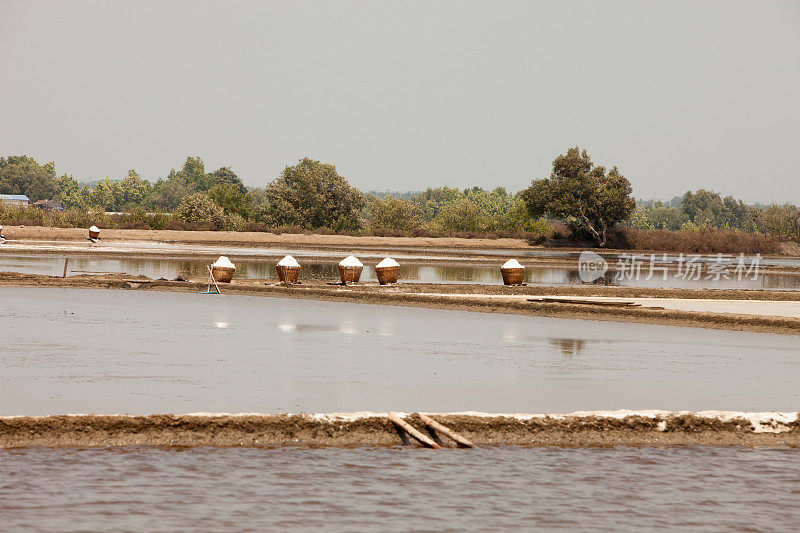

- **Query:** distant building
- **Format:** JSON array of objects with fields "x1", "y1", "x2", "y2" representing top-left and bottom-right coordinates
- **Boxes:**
[
  {"x1": 31, "y1": 199, "x2": 63, "y2": 211},
  {"x1": 0, "y1": 194, "x2": 30, "y2": 206}
]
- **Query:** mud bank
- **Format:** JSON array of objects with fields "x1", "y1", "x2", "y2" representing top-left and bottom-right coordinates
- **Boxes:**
[
  {"x1": 4, "y1": 227, "x2": 800, "y2": 263},
  {"x1": 2, "y1": 272, "x2": 800, "y2": 334},
  {"x1": 2, "y1": 412, "x2": 798, "y2": 448},
  {"x1": 0, "y1": 227, "x2": 534, "y2": 253}
]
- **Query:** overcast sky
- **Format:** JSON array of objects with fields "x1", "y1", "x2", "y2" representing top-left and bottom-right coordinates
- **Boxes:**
[{"x1": 1, "y1": 0, "x2": 798, "y2": 202}]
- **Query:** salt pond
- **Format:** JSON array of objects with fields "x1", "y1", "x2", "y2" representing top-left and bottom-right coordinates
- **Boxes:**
[
  {"x1": 2, "y1": 253, "x2": 799, "y2": 289},
  {"x1": 1, "y1": 287, "x2": 798, "y2": 415},
  {"x1": 2, "y1": 445, "x2": 799, "y2": 531}
]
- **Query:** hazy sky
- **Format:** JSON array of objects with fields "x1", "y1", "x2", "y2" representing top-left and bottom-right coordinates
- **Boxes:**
[{"x1": 2, "y1": 1, "x2": 798, "y2": 202}]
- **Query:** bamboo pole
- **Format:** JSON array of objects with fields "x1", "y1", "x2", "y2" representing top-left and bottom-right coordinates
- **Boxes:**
[
  {"x1": 62, "y1": 258, "x2": 68, "y2": 278},
  {"x1": 206, "y1": 265, "x2": 221, "y2": 294},
  {"x1": 388, "y1": 412, "x2": 442, "y2": 449},
  {"x1": 419, "y1": 414, "x2": 477, "y2": 448}
]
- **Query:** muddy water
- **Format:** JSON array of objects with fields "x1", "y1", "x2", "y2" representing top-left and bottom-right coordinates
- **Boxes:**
[
  {"x1": 2, "y1": 254, "x2": 799, "y2": 289},
  {"x1": 1, "y1": 446, "x2": 799, "y2": 531},
  {"x1": 1, "y1": 287, "x2": 798, "y2": 416}
]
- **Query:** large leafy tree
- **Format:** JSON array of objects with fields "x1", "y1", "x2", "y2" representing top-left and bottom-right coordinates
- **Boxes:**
[
  {"x1": 265, "y1": 158, "x2": 364, "y2": 230},
  {"x1": 521, "y1": 147, "x2": 635, "y2": 246},
  {"x1": 0, "y1": 155, "x2": 59, "y2": 201},
  {"x1": 208, "y1": 182, "x2": 249, "y2": 218},
  {"x1": 366, "y1": 195, "x2": 421, "y2": 231}
]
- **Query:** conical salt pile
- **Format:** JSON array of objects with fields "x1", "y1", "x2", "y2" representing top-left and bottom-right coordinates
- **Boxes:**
[
  {"x1": 338, "y1": 255, "x2": 363, "y2": 284},
  {"x1": 500, "y1": 258, "x2": 525, "y2": 285},
  {"x1": 375, "y1": 257, "x2": 399, "y2": 285},
  {"x1": 211, "y1": 256, "x2": 236, "y2": 283},
  {"x1": 276, "y1": 255, "x2": 301, "y2": 283}
]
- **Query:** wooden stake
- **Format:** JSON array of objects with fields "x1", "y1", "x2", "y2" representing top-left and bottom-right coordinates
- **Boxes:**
[
  {"x1": 62, "y1": 258, "x2": 68, "y2": 278},
  {"x1": 419, "y1": 414, "x2": 477, "y2": 448},
  {"x1": 388, "y1": 412, "x2": 442, "y2": 449}
]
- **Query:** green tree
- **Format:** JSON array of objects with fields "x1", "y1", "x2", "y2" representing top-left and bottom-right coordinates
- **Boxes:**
[
  {"x1": 175, "y1": 193, "x2": 224, "y2": 228},
  {"x1": 56, "y1": 174, "x2": 88, "y2": 208},
  {"x1": 208, "y1": 183, "x2": 249, "y2": 217},
  {"x1": 755, "y1": 204, "x2": 800, "y2": 242},
  {"x1": 265, "y1": 158, "x2": 364, "y2": 230},
  {"x1": 521, "y1": 147, "x2": 635, "y2": 246},
  {"x1": 366, "y1": 195, "x2": 421, "y2": 231},
  {"x1": 207, "y1": 167, "x2": 246, "y2": 194},
  {"x1": 0, "y1": 155, "x2": 58, "y2": 201},
  {"x1": 431, "y1": 198, "x2": 489, "y2": 233},
  {"x1": 117, "y1": 170, "x2": 152, "y2": 209},
  {"x1": 88, "y1": 180, "x2": 118, "y2": 211},
  {"x1": 411, "y1": 186, "x2": 463, "y2": 222},
  {"x1": 148, "y1": 178, "x2": 192, "y2": 210}
]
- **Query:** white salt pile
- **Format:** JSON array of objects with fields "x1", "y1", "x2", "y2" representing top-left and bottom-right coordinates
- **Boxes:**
[
  {"x1": 502, "y1": 259, "x2": 524, "y2": 269},
  {"x1": 376, "y1": 257, "x2": 399, "y2": 268},
  {"x1": 278, "y1": 255, "x2": 300, "y2": 268},
  {"x1": 339, "y1": 255, "x2": 363, "y2": 267},
  {"x1": 213, "y1": 256, "x2": 236, "y2": 269},
  {"x1": 89, "y1": 225, "x2": 99, "y2": 233}
]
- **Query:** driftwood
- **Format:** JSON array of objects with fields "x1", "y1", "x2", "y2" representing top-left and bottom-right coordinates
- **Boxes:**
[
  {"x1": 528, "y1": 297, "x2": 640, "y2": 307},
  {"x1": 419, "y1": 414, "x2": 476, "y2": 448},
  {"x1": 388, "y1": 412, "x2": 442, "y2": 449}
]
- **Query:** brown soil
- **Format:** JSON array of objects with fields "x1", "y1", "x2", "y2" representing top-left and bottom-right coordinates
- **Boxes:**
[
  {"x1": 0, "y1": 226, "x2": 534, "y2": 251},
  {"x1": 2, "y1": 413, "x2": 797, "y2": 448},
  {"x1": 5, "y1": 226, "x2": 800, "y2": 261},
  {"x1": 2, "y1": 272, "x2": 800, "y2": 335}
]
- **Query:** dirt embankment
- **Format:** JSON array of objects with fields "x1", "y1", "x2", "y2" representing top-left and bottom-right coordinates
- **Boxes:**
[
  {"x1": 2, "y1": 272, "x2": 800, "y2": 335},
  {"x1": 2, "y1": 413, "x2": 798, "y2": 448},
  {"x1": 0, "y1": 226, "x2": 535, "y2": 251},
  {"x1": 6, "y1": 226, "x2": 800, "y2": 259}
]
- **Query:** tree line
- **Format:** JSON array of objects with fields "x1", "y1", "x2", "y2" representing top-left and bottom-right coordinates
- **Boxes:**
[{"x1": 1, "y1": 151, "x2": 798, "y2": 246}]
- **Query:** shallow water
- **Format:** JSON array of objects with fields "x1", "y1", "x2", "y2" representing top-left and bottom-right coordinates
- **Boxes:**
[
  {"x1": 2, "y1": 253, "x2": 798, "y2": 289},
  {"x1": 1, "y1": 287, "x2": 798, "y2": 415},
  {"x1": 1, "y1": 445, "x2": 799, "y2": 531}
]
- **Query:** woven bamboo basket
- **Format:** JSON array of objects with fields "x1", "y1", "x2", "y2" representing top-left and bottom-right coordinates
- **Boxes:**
[
  {"x1": 212, "y1": 266, "x2": 236, "y2": 283},
  {"x1": 375, "y1": 265, "x2": 399, "y2": 285},
  {"x1": 338, "y1": 265, "x2": 363, "y2": 284},
  {"x1": 501, "y1": 267, "x2": 525, "y2": 286},
  {"x1": 276, "y1": 265, "x2": 300, "y2": 283},
  {"x1": 89, "y1": 228, "x2": 100, "y2": 240}
]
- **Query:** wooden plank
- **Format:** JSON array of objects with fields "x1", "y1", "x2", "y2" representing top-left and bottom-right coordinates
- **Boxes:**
[
  {"x1": 388, "y1": 412, "x2": 442, "y2": 449},
  {"x1": 419, "y1": 414, "x2": 476, "y2": 448}
]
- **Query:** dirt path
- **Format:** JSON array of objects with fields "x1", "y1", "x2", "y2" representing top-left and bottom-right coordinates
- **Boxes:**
[
  {"x1": 2, "y1": 411, "x2": 797, "y2": 448},
  {"x1": 0, "y1": 226, "x2": 536, "y2": 251}
]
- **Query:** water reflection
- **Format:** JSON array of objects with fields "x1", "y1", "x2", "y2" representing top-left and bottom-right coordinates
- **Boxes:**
[
  {"x1": 549, "y1": 338, "x2": 587, "y2": 356},
  {"x1": 0, "y1": 254, "x2": 798, "y2": 290}
]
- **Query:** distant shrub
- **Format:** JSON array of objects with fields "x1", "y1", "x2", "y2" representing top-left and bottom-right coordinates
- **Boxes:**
[
  {"x1": 175, "y1": 193, "x2": 224, "y2": 229},
  {"x1": 623, "y1": 228, "x2": 781, "y2": 254}
]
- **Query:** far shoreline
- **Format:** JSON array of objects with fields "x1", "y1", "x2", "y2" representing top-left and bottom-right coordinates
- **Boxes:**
[{"x1": 2, "y1": 225, "x2": 800, "y2": 258}]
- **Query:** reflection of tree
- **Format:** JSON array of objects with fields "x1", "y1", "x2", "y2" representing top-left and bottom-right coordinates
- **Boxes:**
[
  {"x1": 549, "y1": 338, "x2": 586, "y2": 356},
  {"x1": 431, "y1": 265, "x2": 504, "y2": 283}
]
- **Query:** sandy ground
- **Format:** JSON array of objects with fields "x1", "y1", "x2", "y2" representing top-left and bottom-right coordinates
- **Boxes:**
[
  {"x1": 408, "y1": 293, "x2": 800, "y2": 319},
  {"x1": 4, "y1": 226, "x2": 800, "y2": 262},
  {"x1": 2, "y1": 412, "x2": 797, "y2": 448},
  {"x1": 2, "y1": 272, "x2": 800, "y2": 335},
  {"x1": 1, "y1": 226, "x2": 536, "y2": 252}
]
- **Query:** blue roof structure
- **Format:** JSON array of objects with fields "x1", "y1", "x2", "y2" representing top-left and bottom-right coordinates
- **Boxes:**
[{"x1": 0, "y1": 194, "x2": 30, "y2": 201}]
